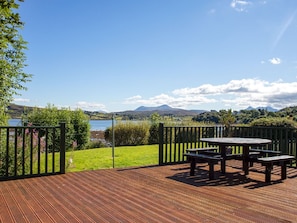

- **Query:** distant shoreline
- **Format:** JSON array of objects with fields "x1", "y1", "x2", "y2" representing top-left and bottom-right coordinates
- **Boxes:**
[{"x1": 8, "y1": 119, "x2": 113, "y2": 131}]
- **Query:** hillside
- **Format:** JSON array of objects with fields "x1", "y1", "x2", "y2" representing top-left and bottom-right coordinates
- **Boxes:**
[
  {"x1": 7, "y1": 104, "x2": 35, "y2": 118},
  {"x1": 7, "y1": 103, "x2": 206, "y2": 119},
  {"x1": 7, "y1": 103, "x2": 284, "y2": 120}
]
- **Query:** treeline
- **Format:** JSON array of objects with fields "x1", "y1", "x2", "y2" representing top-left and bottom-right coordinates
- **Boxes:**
[{"x1": 192, "y1": 107, "x2": 297, "y2": 125}]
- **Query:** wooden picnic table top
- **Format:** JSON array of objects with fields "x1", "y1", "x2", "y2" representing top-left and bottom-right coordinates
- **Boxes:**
[{"x1": 200, "y1": 137, "x2": 272, "y2": 146}]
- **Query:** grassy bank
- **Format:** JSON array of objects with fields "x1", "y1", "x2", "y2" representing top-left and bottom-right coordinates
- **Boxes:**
[{"x1": 65, "y1": 144, "x2": 159, "y2": 172}]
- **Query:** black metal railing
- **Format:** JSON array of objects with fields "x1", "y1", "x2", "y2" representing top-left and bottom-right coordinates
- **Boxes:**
[
  {"x1": 158, "y1": 123, "x2": 297, "y2": 166},
  {"x1": 0, "y1": 123, "x2": 66, "y2": 181}
]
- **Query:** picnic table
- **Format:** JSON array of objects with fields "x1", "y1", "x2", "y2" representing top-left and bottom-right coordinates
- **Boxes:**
[{"x1": 200, "y1": 137, "x2": 272, "y2": 175}]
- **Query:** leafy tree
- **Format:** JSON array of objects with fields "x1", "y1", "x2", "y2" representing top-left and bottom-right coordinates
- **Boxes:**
[
  {"x1": 219, "y1": 109, "x2": 235, "y2": 136},
  {"x1": 148, "y1": 112, "x2": 161, "y2": 144},
  {"x1": 192, "y1": 110, "x2": 220, "y2": 124},
  {"x1": 0, "y1": 0, "x2": 31, "y2": 123},
  {"x1": 25, "y1": 105, "x2": 90, "y2": 150}
]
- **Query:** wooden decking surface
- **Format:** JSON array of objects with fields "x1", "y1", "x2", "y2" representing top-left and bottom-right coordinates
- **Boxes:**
[{"x1": 1, "y1": 160, "x2": 297, "y2": 223}]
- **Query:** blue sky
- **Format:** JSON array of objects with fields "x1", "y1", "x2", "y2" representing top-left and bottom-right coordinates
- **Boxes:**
[{"x1": 14, "y1": 0, "x2": 297, "y2": 112}]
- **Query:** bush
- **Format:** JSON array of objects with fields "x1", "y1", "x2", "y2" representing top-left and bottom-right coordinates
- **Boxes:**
[
  {"x1": 87, "y1": 140, "x2": 108, "y2": 149},
  {"x1": 148, "y1": 124, "x2": 159, "y2": 144},
  {"x1": 25, "y1": 105, "x2": 90, "y2": 150},
  {"x1": 250, "y1": 117, "x2": 297, "y2": 128},
  {"x1": 105, "y1": 121, "x2": 150, "y2": 146}
]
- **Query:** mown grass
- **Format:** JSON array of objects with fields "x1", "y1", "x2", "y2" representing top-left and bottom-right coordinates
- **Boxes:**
[{"x1": 63, "y1": 144, "x2": 159, "y2": 172}]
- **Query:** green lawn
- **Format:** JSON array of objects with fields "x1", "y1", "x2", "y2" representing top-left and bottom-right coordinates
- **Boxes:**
[{"x1": 65, "y1": 144, "x2": 159, "y2": 172}]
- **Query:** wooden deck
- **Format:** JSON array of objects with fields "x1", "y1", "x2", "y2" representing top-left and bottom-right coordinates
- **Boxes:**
[{"x1": 1, "y1": 160, "x2": 297, "y2": 223}]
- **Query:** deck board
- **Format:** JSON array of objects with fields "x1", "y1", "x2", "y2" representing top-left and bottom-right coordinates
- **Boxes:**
[{"x1": 1, "y1": 161, "x2": 297, "y2": 223}]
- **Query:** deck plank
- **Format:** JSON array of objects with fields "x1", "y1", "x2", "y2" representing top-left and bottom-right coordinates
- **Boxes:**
[{"x1": 1, "y1": 161, "x2": 297, "y2": 223}]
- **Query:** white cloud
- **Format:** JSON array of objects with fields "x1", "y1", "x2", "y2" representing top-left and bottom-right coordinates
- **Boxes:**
[
  {"x1": 230, "y1": 0, "x2": 252, "y2": 12},
  {"x1": 13, "y1": 98, "x2": 30, "y2": 103},
  {"x1": 269, "y1": 57, "x2": 281, "y2": 65},
  {"x1": 123, "y1": 79, "x2": 297, "y2": 111},
  {"x1": 124, "y1": 93, "x2": 215, "y2": 109},
  {"x1": 74, "y1": 101, "x2": 107, "y2": 112}
]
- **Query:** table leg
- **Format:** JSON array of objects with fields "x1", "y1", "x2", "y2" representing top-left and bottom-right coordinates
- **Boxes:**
[
  {"x1": 220, "y1": 145, "x2": 226, "y2": 174},
  {"x1": 243, "y1": 145, "x2": 249, "y2": 175}
]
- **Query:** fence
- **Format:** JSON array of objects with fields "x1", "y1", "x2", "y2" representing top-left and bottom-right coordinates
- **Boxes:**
[
  {"x1": 0, "y1": 123, "x2": 66, "y2": 181},
  {"x1": 158, "y1": 123, "x2": 297, "y2": 166}
]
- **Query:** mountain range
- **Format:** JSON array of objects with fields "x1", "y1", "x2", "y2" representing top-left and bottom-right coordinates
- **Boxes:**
[
  {"x1": 245, "y1": 106, "x2": 278, "y2": 112},
  {"x1": 7, "y1": 103, "x2": 278, "y2": 119}
]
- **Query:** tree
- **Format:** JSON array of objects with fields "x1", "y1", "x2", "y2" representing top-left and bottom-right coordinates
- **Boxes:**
[
  {"x1": 25, "y1": 105, "x2": 91, "y2": 150},
  {"x1": 148, "y1": 112, "x2": 161, "y2": 144},
  {"x1": 0, "y1": 0, "x2": 31, "y2": 123},
  {"x1": 219, "y1": 109, "x2": 235, "y2": 136}
]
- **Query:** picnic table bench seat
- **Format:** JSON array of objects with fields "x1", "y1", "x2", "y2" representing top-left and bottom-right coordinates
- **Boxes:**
[
  {"x1": 255, "y1": 155, "x2": 295, "y2": 182},
  {"x1": 249, "y1": 148, "x2": 281, "y2": 156},
  {"x1": 248, "y1": 149, "x2": 281, "y2": 167},
  {"x1": 183, "y1": 153, "x2": 222, "y2": 180},
  {"x1": 186, "y1": 148, "x2": 218, "y2": 153}
]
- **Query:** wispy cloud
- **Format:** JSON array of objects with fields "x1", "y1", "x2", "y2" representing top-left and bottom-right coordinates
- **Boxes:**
[
  {"x1": 272, "y1": 9, "x2": 297, "y2": 50},
  {"x1": 124, "y1": 79, "x2": 297, "y2": 110},
  {"x1": 74, "y1": 101, "x2": 107, "y2": 112},
  {"x1": 230, "y1": 0, "x2": 252, "y2": 12},
  {"x1": 13, "y1": 98, "x2": 30, "y2": 103},
  {"x1": 124, "y1": 93, "x2": 216, "y2": 109},
  {"x1": 269, "y1": 57, "x2": 281, "y2": 65}
]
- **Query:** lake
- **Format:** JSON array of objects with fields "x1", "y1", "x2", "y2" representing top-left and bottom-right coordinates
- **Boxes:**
[{"x1": 8, "y1": 119, "x2": 113, "y2": 131}]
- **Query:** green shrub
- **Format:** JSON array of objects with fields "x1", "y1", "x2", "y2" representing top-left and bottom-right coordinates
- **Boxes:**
[
  {"x1": 105, "y1": 121, "x2": 150, "y2": 146},
  {"x1": 148, "y1": 124, "x2": 159, "y2": 144},
  {"x1": 87, "y1": 140, "x2": 108, "y2": 149},
  {"x1": 250, "y1": 117, "x2": 297, "y2": 128}
]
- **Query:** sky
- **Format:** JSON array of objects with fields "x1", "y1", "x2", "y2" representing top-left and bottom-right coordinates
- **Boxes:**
[{"x1": 13, "y1": 0, "x2": 297, "y2": 112}]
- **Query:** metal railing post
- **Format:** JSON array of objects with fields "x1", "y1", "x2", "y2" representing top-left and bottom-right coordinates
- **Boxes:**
[
  {"x1": 60, "y1": 123, "x2": 66, "y2": 174},
  {"x1": 158, "y1": 123, "x2": 164, "y2": 165}
]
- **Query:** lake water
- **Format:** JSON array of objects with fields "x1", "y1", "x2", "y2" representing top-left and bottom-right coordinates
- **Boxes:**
[{"x1": 8, "y1": 119, "x2": 113, "y2": 131}]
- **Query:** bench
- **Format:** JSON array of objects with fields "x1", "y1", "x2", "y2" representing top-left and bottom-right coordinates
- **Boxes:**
[
  {"x1": 183, "y1": 153, "x2": 222, "y2": 180},
  {"x1": 186, "y1": 147, "x2": 218, "y2": 154},
  {"x1": 187, "y1": 147, "x2": 242, "y2": 160},
  {"x1": 256, "y1": 155, "x2": 295, "y2": 182},
  {"x1": 249, "y1": 148, "x2": 281, "y2": 157},
  {"x1": 248, "y1": 149, "x2": 282, "y2": 167}
]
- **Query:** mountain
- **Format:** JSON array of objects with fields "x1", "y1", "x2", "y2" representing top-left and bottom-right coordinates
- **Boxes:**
[
  {"x1": 245, "y1": 106, "x2": 278, "y2": 112},
  {"x1": 135, "y1": 104, "x2": 179, "y2": 112}
]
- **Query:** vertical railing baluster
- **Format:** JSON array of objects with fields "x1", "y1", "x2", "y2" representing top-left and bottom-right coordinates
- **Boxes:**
[
  {"x1": 22, "y1": 128, "x2": 25, "y2": 176},
  {"x1": 169, "y1": 127, "x2": 172, "y2": 162},
  {"x1": 45, "y1": 129, "x2": 49, "y2": 174},
  {"x1": 14, "y1": 128, "x2": 18, "y2": 176},
  {"x1": 37, "y1": 128, "x2": 41, "y2": 175},
  {"x1": 158, "y1": 123, "x2": 164, "y2": 165},
  {"x1": 30, "y1": 128, "x2": 33, "y2": 175},
  {"x1": 6, "y1": 128, "x2": 9, "y2": 177},
  {"x1": 52, "y1": 128, "x2": 56, "y2": 173},
  {"x1": 60, "y1": 123, "x2": 66, "y2": 174},
  {"x1": 174, "y1": 127, "x2": 177, "y2": 162}
]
